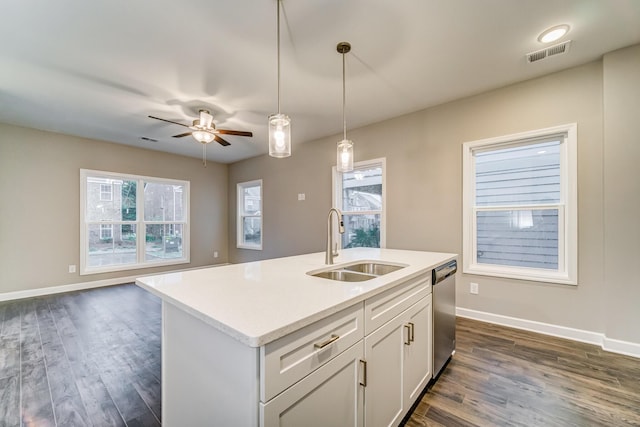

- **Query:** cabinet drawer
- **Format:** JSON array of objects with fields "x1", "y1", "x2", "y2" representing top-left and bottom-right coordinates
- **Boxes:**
[
  {"x1": 364, "y1": 273, "x2": 430, "y2": 335},
  {"x1": 260, "y1": 341, "x2": 364, "y2": 427},
  {"x1": 260, "y1": 303, "x2": 364, "y2": 402}
]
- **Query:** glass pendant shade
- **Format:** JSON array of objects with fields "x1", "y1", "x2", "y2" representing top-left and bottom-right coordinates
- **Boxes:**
[
  {"x1": 336, "y1": 42, "x2": 354, "y2": 173},
  {"x1": 268, "y1": 113, "x2": 291, "y2": 158},
  {"x1": 336, "y1": 139, "x2": 354, "y2": 172},
  {"x1": 192, "y1": 130, "x2": 215, "y2": 144},
  {"x1": 269, "y1": 0, "x2": 291, "y2": 158}
]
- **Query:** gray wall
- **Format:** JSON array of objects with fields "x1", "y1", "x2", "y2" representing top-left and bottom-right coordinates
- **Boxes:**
[
  {"x1": 229, "y1": 57, "x2": 634, "y2": 342},
  {"x1": 603, "y1": 44, "x2": 640, "y2": 344},
  {"x1": 1, "y1": 45, "x2": 637, "y2": 346},
  {"x1": 0, "y1": 123, "x2": 229, "y2": 294}
]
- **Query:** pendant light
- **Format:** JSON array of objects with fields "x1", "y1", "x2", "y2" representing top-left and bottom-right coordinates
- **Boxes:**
[
  {"x1": 336, "y1": 42, "x2": 354, "y2": 172},
  {"x1": 268, "y1": 0, "x2": 291, "y2": 158}
]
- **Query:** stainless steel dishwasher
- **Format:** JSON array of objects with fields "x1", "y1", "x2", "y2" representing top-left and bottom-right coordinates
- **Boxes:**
[{"x1": 432, "y1": 259, "x2": 457, "y2": 378}]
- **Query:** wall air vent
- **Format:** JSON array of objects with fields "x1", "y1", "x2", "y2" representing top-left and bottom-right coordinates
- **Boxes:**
[{"x1": 526, "y1": 40, "x2": 572, "y2": 63}]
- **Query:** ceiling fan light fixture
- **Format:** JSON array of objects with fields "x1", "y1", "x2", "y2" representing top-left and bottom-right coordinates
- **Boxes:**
[
  {"x1": 268, "y1": 0, "x2": 291, "y2": 158},
  {"x1": 336, "y1": 41, "x2": 354, "y2": 173},
  {"x1": 192, "y1": 130, "x2": 215, "y2": 144},
  {"x1": 269, "y1": 113, "x2": 291, "y2": 157}
]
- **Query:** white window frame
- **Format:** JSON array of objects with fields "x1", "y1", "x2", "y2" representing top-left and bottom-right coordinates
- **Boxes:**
[
  {"x1": 80, "y1": 169, "x2": 190, "y2": 275},
  {"x1": 237, "y1": 179, "x2": 263, "y2": 250},
  {"x1": 332, "y1": 157, "x2": 386, "y2": 249},
  {"x1": 462, "y1": 123, "x2": 577, "y2": 285}
]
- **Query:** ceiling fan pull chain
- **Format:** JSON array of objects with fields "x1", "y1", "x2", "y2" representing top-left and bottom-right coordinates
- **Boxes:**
[{"x1": 202, "y1": 144, "x2": 207, "y2": 167}]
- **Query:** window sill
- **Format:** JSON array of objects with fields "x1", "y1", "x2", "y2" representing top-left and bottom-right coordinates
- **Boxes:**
[
  {"x1": 464, "y1": 264, "x2": 576, "y2": 286},
  {"x1": 80, "y1": 258, "x2": 190, "y2": 276},
  {"x1": 237, "y1": 244, "x2": 262, "y2": 251}
]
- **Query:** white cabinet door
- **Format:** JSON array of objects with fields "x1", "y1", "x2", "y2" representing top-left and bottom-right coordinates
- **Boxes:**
[
  {"x1": 363, "y1": 295, "x2": 433, "y2": 427},
  {"x1": 260, "y1": 341, "x2": 364, "y2": 427},
  {"x1": 402, "y1": 294, "x2": 432, "y2": 409},
  {"x1": 363, "y1": 312, "x2": 405, "y2": 427}
]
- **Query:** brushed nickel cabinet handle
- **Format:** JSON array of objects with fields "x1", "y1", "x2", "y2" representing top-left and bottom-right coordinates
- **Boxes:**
[
  {"x1": 404, "y1": 324, "x2": 411, "y2": 345},
  {"x1": 409, "y1": 322, "x2": 415, "y2": 343},
  {"x1": 314, "y1": 334, "x2": 339, "y2": 349},
  {"x1": 360, "y1": 359, "x2": 367, "y2": 387}
]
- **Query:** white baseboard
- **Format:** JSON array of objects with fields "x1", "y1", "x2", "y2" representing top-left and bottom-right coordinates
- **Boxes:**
[
  {"x1": 0, "y1": 263, "x2": 229, "y2": 302},
  {"x1": 602, "y1": 336, "x2": 640, "y2": 359},
  {"x1": 456, "y1": 307, "x2": 640, "y2": 359}
]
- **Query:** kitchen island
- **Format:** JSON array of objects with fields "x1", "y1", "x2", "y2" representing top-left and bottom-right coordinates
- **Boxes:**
[{"x1": 136, "y1": 247, "x2": 456, "y2": 427}]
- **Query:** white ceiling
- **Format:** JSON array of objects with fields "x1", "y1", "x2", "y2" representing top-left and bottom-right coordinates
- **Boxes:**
[{"x1": 1, "y1": 0, "x2": 639, "y2": 164}]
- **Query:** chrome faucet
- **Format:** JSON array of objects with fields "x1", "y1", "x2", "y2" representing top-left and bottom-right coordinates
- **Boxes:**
[{"x1": 326, "y1": 208, "x2": 345, "y2": 264}]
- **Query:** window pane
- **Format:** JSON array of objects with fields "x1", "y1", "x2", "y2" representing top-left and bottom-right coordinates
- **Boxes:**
[
  {"x1": 475, "y1": 140, "x2": 561, "y2": 206},
  {"x1": 145, "y1": 224, "x2": 184, "y2": 261},
  {"x1": 476, "y1": 209, "x2": 558, "y2": 269},
  {"x1": 342, "y1": 214, "x2": 381, "y2": 248},
  {"x1": 342, "y1": 167, "x2": 382, "y2": 212},
  {"x1": 144, "y1": 182, "x2": 186, "y2": 221},
  {"x1": 86, "y1": 177, "x2": 137, "y2": 221},
  {"x1": 100, "y1": 224, "x2": 113, "y2": 240},
  {"x1": 100, "y1": 184, "x2": 113, "y2": 201},
  {"x1": 243, "y1": 185, "x2": 261, "y2": 215},
  {"x1": 87, "y1": 224, "x2": 137, "y2": 267},
  {"x1": 242, "y1": 217, "x2": 261, "y2": 246}
]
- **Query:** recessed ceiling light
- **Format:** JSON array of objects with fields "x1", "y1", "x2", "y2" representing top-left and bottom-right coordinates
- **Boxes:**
[{"x1": 538, "y1": 24, "x2": 570, "y2": 44}]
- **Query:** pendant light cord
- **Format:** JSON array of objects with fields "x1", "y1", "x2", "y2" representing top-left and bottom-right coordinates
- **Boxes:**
[
  {"x1": 342, "y1": 50, "x2": 346, "y2": 140},
  {"x1": 276, "y1": 0, "x2": 281, "y2": 114}
]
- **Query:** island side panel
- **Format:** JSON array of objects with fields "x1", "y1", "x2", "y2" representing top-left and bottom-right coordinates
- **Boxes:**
[{"x1": 163, "y1": 301, "x2": 260, "y2": 427}]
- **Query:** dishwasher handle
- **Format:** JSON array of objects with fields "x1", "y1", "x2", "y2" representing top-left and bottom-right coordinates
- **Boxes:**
[{"x1": 433, "y1": 260, "x2": 457, "y2": 285}]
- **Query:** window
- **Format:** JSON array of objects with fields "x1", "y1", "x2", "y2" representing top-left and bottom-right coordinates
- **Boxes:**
[
  {"x1": 100, "y1": 224, "x2": 113, "y2": 240},
  {"x1": 462, "y1": 124, "x2": 577, "y2": 284},
  {"x1": 237, "y1": 180, "x2": 262, "y2": 250},
  {"x1": 100, "y1": 183, "x2": 113, "y2": 201},
  {"x1": 333, "y1": 158, "x2": 386, "y2": 248},
  {"x1": 80, "y1": 169, "x2": 189, "y2": 275}
]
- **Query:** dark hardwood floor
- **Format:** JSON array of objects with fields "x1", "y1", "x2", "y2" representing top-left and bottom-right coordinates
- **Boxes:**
[
  {"x1": 0, "y1": 284, "x2": 161, "y2": 427},
  {"x1": 406, "y1": 317, "x2": 640, "y2": 427},
  {"x1": 1, "y1": 285, "x2": 639, "y2": 426}
]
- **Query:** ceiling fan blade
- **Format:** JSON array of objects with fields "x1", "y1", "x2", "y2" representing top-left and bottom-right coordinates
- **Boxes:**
[
  {"x1": 148, "y1": 115, "x2": 190, "y2": 128},
  {"x1": 215, "y1": 135, "x2": 231, "y2": 146},
  {"x1": 173, "y1": 132, "x2": 193, "y2": 138},
  {"x1": 216, "y1": 129, "x2": 253, "y2": 137}
]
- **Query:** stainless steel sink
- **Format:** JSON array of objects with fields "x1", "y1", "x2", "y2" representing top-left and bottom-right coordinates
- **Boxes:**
[
  {"x1": 308, "y1": 262, "x2": 406, "y2": 282},
  {"x1": 310, "y1": 270, "x2": 376, "y2": 282},
  {"x1": 343, "y1": 262, "x2": 404, "y2": 276}
]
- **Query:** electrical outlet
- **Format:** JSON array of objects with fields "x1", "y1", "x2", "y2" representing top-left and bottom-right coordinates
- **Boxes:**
[
  {"x1": 213, "y1": 251, "x2": 219, "y2": 258},
  {"x1": 470, "y1": 282, "x2": 479, "y2": 294},
  {"x1": 298, "y1": 193, "x2": 306, "y2": 201},
  {"x1": 68, "y1": 264, "x2": 76, "y2": 273}
]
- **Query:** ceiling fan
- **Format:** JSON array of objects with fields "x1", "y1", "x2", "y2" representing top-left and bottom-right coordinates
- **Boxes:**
[
  {"x1": 149, "y1": 109, "x2": 253, "y2": 147},
  {"x1": 149, "y1": 109, "x2": 253, "y2": 166}
]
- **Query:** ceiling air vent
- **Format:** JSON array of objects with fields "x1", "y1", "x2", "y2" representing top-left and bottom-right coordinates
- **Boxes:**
[{"x1": 526, "y1": 40, "x2": 572, "y2": 63}]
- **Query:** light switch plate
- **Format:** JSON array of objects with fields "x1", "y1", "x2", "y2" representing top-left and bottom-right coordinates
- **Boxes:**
[{"x1": 297, "y1": 193, "x2": 306, "y2": 201}]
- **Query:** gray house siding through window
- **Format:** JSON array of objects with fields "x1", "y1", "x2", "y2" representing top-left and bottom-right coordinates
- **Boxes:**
[{"x1": 475, "y1": 140, "x2": 561, "y2": 270}]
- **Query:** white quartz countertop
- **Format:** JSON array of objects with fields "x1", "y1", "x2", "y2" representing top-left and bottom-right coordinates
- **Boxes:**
[{"x1": 135, "y1": 248, "x2": 456, "y2": 347}]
